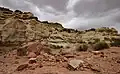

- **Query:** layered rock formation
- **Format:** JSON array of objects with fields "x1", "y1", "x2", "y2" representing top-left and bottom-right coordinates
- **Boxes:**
[{"x1": 0, "y1": 7, "x2": 120, "y2": 54}]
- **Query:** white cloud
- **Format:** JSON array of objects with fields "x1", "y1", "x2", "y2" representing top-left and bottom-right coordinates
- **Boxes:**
[
  {"x1": 66, "y1": 0, "x2": 81, "y2": 10},
  {"x1": 63, "y1": 8, "x2": 120, "y2": 30}
]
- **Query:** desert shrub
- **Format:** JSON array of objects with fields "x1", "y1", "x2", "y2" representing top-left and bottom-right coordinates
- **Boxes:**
[
  {"x1": 111, "y1": 37, "x2": 120, "y2": 41},
  {"x1": 110, "y1": 41, "x2": 120, "y2": 47},
  {"x1": 104, "y1": 37, "x2": 111, "y2": 41},
  {"x1": 62, "y1": 28, "x2": 77, "y2": 33},
  {"x1": 88, "y1": 38, "x2": 100, "y2": 44},
  {"x1": 41, "y1": 21, "x2": 49, "y2": 24},
  {"x1": 85, "y1": 28, "x2": 96, "y2": 32},
  {"x1": 97, "y1": 27, "x2": 107, "y2": 32},
  {"x1": 76, "y1": 44, "x2": 88, "y2": 51},
  {"x1": 93, "y1": 41, "x2": 110, "y2": 50},
  {"x1": 110, "y1": 37, "x2": 120, "y2": 47},
  {"x1": 94, "y1": 38, "x2": 100, "y2": 43},
  {"x1": 97, "y1": 27, "x2": 118, "y2": 34},
  {"x1": 50, "y1": 44, "x2": 63, "y2": 49},
  {"x1": 63, "y1": 28, "x2": 71, "y2": 33},
  {"x1": 111, "y1": 28, "x2": 118, "y2": 34}
]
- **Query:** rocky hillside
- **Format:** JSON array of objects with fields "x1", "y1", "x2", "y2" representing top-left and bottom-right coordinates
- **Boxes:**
[
  {"x1": 1, "y1": 7, "x2": 120, "y2": 74},
  {"x1": 0, "y1": 7, "x2": 120, "y2": 55}
]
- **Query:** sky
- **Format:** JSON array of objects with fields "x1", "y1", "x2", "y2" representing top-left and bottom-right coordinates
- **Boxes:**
[{"x1": 0, "y1": 0, "x2": 120, "y2": 31}]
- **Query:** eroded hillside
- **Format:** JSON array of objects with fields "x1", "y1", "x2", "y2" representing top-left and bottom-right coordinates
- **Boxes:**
[
  {"x1": 0, "y1": 7, "x2": 120, "y2": 74},
  {"x1": 0, "y1": 7, "x2": 120, "y2": 54}
]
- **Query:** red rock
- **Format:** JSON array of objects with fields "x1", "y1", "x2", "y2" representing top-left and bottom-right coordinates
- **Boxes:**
[
  {"x1": 27, "y1": 52, "x2": 37, "y2": 58},
  {"x1": 28, "y1": 63, "x2": 39, "y2": 70},
  {"x1": 90, "y1": 66, "x2": 101, "y2": 72},
  {"x1": 16, "y1": 64, "x2": 28, "y2": 71},
  {"x1": 17, "y1": 47, "x2": 27, "y2": 56},
  {"x1": 27, "y1": 42, "x2": 51, "y2": 55},
  {"x1": 64, "y1": 54, "x2": 75, "y2": 58},
  {"x1": 68, "y1": 59, "x2": 84, "y2": 70},
  {"x1": 14, "y1": 61, "x2": 19, "y2": 64},
  {"x1": 117, "y1": 60, "x2": 120, "y2": 63},
  {"x1": 36, "y1": 55, "x2": 44, "y2": 61},
  {"x1": 91, "y1": 51, "x2": 103, "y2": 55},
  {"x1": 27, "y1": 42, "x2": 43, "y2": 55},
  {"x1": 29, "y1": 58, "x2": 37, "y2": 64}
]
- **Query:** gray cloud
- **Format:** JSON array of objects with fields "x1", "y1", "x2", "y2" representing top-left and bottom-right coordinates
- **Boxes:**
[
  {"x1": 0, "y1": 0, "x2": 120, "y2": 31},
  {"x1": 26, "y1": 0, "x2": 68, "y2": 11}
]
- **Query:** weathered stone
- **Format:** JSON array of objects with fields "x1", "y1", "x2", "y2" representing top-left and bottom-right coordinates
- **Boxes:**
[
  {"x1": 16, "y1": 64, "x2": 28, "y2": 71},
  {"x1": 64, "y1": 54, "x2": 75, "y2": 58},
  {"x1": 36, "y1": 55, "x2": 44, "y2": 61},
  {"x1": 14, "y1": 61, "x2": 19, "y2": 64},
  {"x1": 28, "y1": 63, "x2": 39, "y2": 70},
  {"x1": 91, "y1": 51, "x2": 103, "y2": 55},
  {"x1": 117, "y1": 60, "x2": 120, "y2": 63},
  {"x1": 68, "y1": 59, "x2": 84, "y2": 70},
  {"x1": 29, "y1": 58, "x2": 37, "y2": 64},
  {"x1": 27, "y1": 42, "x2": 51, "y2": 55},
  {"x1": 90, "y1": 65, "x2": 101, "y2": 72},
  {"x1": 27, "y1": 52, "x2": 37, "y2": 58},
  {"x1": 17, "y1": 47, "x2": 27, "y2": 56}
]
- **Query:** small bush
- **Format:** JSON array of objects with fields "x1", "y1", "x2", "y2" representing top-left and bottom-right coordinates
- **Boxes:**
[
  {"x1": 110, "y1": 37, "x2": 120, "y2": 47},
  {"x1": 94, "y1": 38, "x2": 100, "y2": 43},
  {"x1": 97, "y1": 27, "x2": 118, "y2": 34},
  {"x1": 111, "y1": 37, "x2": 120, "y2": 41},
  {"x1": 88, "y1": 38, "x2": 100, "y2": 44},
  {"x1": 104, "y1": 37, "x2": 111, "y2": 41},
  {"x1": 94, "y1": 41, "x2": 110, "y2": 50},
  {"x1": 41, "y1": 21, "x2": 49, "y2": 24},
  {"x1": 110, "y1": 41, "x2": 120, "y2": 47},
  {"x1": 85, "y1": 28, "x2": 96, "y2": 32},
  {"x1": 76, "y1": 44, "x2": 88, "y2": 51},
  {"x1": 50, "y1": 44, "x2": 63, "y2": 49},
  {"x1": 78, "y1": 31, "x2": 84, "y2": 34}
]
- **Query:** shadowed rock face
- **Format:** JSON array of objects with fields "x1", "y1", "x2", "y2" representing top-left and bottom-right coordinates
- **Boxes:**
[{"x1": 0, "y1": 7, "x2": 13, "y2": 13}]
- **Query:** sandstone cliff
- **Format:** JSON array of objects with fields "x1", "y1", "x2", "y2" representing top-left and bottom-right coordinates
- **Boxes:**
[{"x1": 0, "y1": 7, "x2": 120, "y2": 54}]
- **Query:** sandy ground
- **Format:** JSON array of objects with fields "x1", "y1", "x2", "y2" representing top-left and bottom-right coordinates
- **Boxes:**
[{"x1": 0, "y1": 47, "x2": 120, "y2": 74}]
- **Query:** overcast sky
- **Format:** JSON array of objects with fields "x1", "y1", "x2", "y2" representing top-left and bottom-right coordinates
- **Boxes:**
[{"x1": 0, "y1": 0, "x2": 120, "y2": 31}]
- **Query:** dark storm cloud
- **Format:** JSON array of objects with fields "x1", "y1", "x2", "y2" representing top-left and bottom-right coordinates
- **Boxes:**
[
  {"x1": 74, "y1": 0, "x2": 120, "y2": 17},
  {"x1": 0, "y1": 0, "x2": 120, "y2": 31},
  {"x1": 29, "y1": 0, "x2": 68, "y2": 11}
]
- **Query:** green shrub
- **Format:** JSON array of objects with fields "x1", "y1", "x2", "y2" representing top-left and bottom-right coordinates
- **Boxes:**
[
  {"x1": 104, "y1": 37, "x2": 111, "y2": 41},
  {"x1": 78, "y1": 31, "x2": 85, "y2": 34},
  {"x1": 110, "y1": 41, "x2": 120, "y2": 47},
  {"x1": 76, "y1": 44, "x2": 88, "y2": 51},
  {"x1": 94, "y1": 41, "x2": 110, "y2": 50},
  {"x1": 97, "y1": 27, "x2": 118, "y2": 34},
  {"x1": 94, "y1": 38, "x2": 100, "y2": 43},
  {"x1": 110, "y1": 37, "x2": 120, "y2": 47},
  {"x1": 111, "y1": 37, "x2": 120, "y2": 41},
  {"x1": 88, "y1": 38, "x2": 100, "y2": 44}
]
